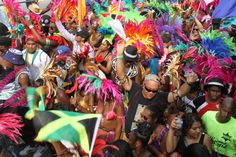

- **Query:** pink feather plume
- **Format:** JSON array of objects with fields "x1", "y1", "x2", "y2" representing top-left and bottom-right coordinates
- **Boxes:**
[
  {"x1": 2, "y1": 0, "x2": 26, "y2": 26},
  {"x1": 77, "y1": 73, "x2": 122, "y2": 105},
  {"x1": 0, "y1": 113, "x2": 23, "y2": 143}
]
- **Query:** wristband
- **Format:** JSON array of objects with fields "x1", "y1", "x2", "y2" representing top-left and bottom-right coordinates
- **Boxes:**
[{"x1": 116, "y1": 55, "x2": 124, "y2": 60}]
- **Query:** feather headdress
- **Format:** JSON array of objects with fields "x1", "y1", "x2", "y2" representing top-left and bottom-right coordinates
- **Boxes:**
[
  {"x1": 2, "y1": 0, "x2": 26, "y2": 26},
  {"x1": 204, "y1": 58, "x2": 234, "y2": 85},
  {"x1": 220, "y1": 17, "x2": 236, "y2": 30},
  {"x1": 147, "y1": 0, "x2": 175, "y2": 17},
  {"x1": 194, "y1": 54, "x2": 236, "y2": 87},
  {"x1": 97, "y1": 16, "x2": 116, "y2": 44},
  {"x1": 200, "y1": 0, "x2": 220, "y2": 12},
  {"x1": 156, "y1": 13, "x2": 182, "y2": 35},
  {"x1": 200, "y1": 30, "x2": 236, "y2": 58},
  {"x1": 117, "y1": 7, "x2": 146, "y2": 24},
  {"x1": 164, "y1": 53, "x2": 182, "y2": 90},
  {"x1": 77, "y1": 72, "x2": 122, "y2": 104},
  {"x1": 40, "y1": 57, "x2": 59, "y2": 97},
  {"x1": 123, "y1": 19, "x2": 159, "y2": 59},
  {"x1": 51, "y1": 0, "x2": 78, "y2": 23}
]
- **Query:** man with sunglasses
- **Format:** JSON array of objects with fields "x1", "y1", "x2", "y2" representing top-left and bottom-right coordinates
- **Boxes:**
[{"x1": 115, "y1": 41, "x2": 199, "y2": 134}]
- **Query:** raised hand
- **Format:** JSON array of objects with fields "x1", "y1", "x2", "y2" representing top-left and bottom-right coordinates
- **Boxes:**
[
  {"x1": 185, "y1": 71, "x2": 199, "y2": 84},
  {"x1": 116, "y1": 40, "x2": 126, "y2": 55}
]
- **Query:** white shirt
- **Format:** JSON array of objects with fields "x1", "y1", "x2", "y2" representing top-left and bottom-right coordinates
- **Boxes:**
[
  {"x1": 22, "y1": 48, "x2": 50, "y2": 81},
  {"x1": 55, "y1": 21, "x2": 94, "y2": 59}
]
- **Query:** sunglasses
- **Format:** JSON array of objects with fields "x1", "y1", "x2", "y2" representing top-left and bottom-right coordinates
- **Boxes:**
[{"x1": 144, "y1": 85, "x2": 158, "y2": 93}]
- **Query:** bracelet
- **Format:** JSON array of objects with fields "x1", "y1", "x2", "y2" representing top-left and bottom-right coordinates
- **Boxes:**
[
  {"x1": 116, "y1": 55, "x2": 124, "y2": 60},
  {"x1": 29, "y1": 24, "x2": 34, "y2": 29},
  {"x1": 44, "y1": 38, "x2": 51, "y2": 49}
]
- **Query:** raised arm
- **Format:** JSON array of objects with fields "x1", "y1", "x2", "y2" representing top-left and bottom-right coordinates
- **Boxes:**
[
  {"x1": 165, "y1": 117, "x2": 181, "y2": 153},
  {"x1": 54, "y1": 11, "x2": 75, "y2": 42},
  {"x1": 168, "y1": 71, "x2": 199, "y2": 103},
  {"x1": 55, "y1": 20, "x2": 75, "y2": 42},
  {"x1": 22, "y1": 18, "x2": 58, "y2": 47},
  {"x1": 115, "y1": 41, "x2": 132, "y2": 91}
]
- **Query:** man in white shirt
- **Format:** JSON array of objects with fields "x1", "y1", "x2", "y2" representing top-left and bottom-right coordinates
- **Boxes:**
[{"x1": 22, "y1": 37, "x2": 50, "y2": 82}]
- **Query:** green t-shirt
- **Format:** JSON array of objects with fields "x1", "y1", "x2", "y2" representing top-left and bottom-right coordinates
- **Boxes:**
[{"x1": 202, "y1": 111, "x2": 236, "y2": 157}]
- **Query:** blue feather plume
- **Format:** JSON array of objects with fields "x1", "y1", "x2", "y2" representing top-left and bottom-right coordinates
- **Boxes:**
[{"x1": 201, "y1": 37, "x2": 232, "y2": 58}]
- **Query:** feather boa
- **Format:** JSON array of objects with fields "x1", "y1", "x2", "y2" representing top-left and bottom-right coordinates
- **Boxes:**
[
  {"x1": 2, "y1": 0, "x2": 26, "y2": 26},
  {"x1": 200, "y1": 30, "x2": 236, "y2": 58},
  {"x1": 77, "y1": 72, "x2": 122, "y2": 104},
  {"x1": 0, "y1": 113, "x2": 23, "y2": 143},
  {"x1": 1, "y1": 88, "x2": 27, "y2": 109},
  {"x1": 0, "y1": 67, "x2": 24, "y2": 92}
]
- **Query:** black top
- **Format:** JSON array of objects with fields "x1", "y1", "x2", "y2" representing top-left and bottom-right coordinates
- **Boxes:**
[
  {"x1": 177, "y1": 133, "x2": 205, "y2": 155},
  {"x1": 125, "y1": 81, "x2": 168, "y2": 134}
]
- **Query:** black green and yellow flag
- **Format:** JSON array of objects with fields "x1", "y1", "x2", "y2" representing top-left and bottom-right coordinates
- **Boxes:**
[
  {"x1": 25, "y1": 87, "x2": 102, "y2": 156},
  {"x1": 32, "y1": 110, "x2": 102, "y2": 156}
]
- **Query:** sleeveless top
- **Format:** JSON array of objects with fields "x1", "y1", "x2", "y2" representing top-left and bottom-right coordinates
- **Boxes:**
[{"x1": 177, "y1": 133, "x2": 205, "y2": 155}]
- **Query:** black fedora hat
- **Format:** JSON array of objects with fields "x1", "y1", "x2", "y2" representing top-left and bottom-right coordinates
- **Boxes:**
[
  {"x1": 124, "y1": 45, "x2": 138, "y2": 62},
  {"x1": 204, "y1": 77, "x2": 228, "y2": 94}
]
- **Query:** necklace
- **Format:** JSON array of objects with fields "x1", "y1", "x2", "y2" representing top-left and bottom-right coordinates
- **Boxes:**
[{"x1": 25, "y1": 49, "x2": 39, "y2": 65}]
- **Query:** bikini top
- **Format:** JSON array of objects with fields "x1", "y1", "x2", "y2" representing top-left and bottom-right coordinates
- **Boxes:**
[{"x1": 104, "y1": 111, "x2": 117, "y2": 120}]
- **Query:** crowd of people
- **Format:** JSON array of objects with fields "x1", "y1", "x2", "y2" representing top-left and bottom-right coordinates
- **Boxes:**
[{"x1": 0, "y1": 0, "x2": 236, "y2": 157}]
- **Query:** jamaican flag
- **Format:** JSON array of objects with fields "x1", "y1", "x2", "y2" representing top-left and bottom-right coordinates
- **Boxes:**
[
  {"x1": 25, "y1": 87, "x2": 102, "y2": 156},
  {"x1": 32, "y1": 110, "x2": 101, "y2": 156}
]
